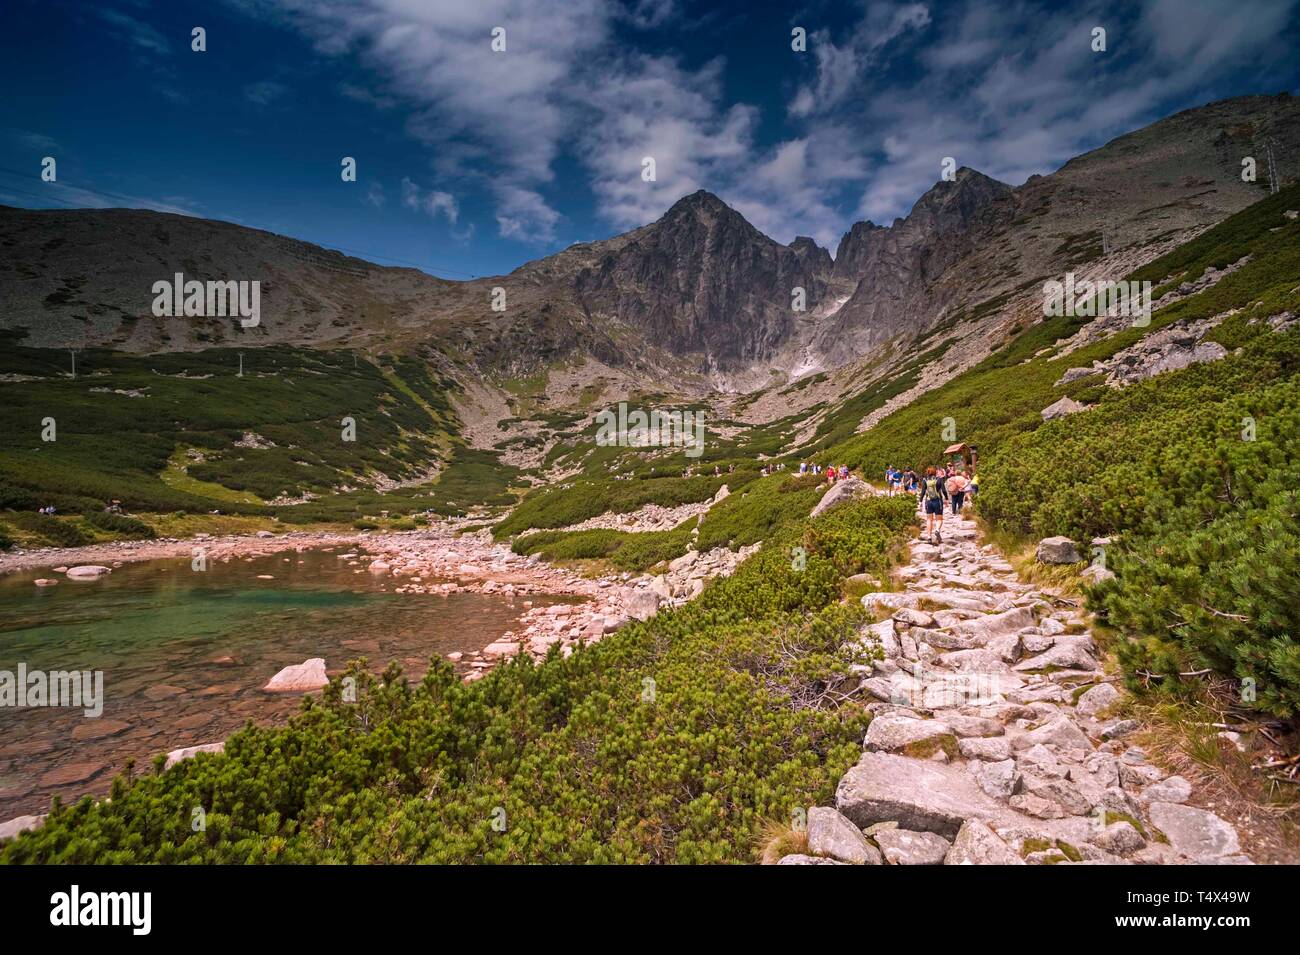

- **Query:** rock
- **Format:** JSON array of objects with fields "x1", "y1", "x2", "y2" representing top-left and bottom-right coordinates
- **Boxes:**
[
  {"x1": 1147, "y1": 802, "x2": 1240, "y2": 861},
  {"x1": 1041, "y1": 396, "x2": 1089, "y2": 420},
  {"x1": 256, "y1": 530, "x2": 275, "y2": 538},
  {"x1": 874, "y1": 828, "x2": 950, "y2": 865},
  {"x1": 835, "y1": 751, "x2": 1007, "y2": 838},
  {"x1": 33, "y1": 578, "x2": 58, "y2": 587},
  {"x1": 163, "y1": 742, "x2": 225, "y2": 770},
  {"x1": 625, "y1": 589, "x2": 661, "y2": 621},
  {"x1": 959, "y1": 737, "x2": 1012, "y2": 762},
  {"x1": 263, "y1": 658, "x2": 329, "y2": 692},
  {"x1": 1075, "y1": 682, "x2": 1120, "y2": 716},
  {"x1": 861, "y1": 618, "x2": 900, "y2": 659},
  {"x1": 71, "y1": 719, "x2": 130, "y2": 741},
  {"x1": 810, "y1": 476, "x2": 876, "y2": 518},
  {"x1": 1015, "y1": 715, "x2": 1093, "y2": 756},
  {"x1": 973, "y1": 759, "x2": 1020, "y2": 798},
  {"x1": 65, "y1": 565, "x2": 112, "y2": 579},
  {"x1": 1009, "y1": 793, "x2": 1067, "y2": 819},
  {"x1": 1036, "y1": 537, "x2": 1081, "y2": 564},
  {"x1": 945, "y1": 820, "x2": 1023, "y2": 865},
  {"x1": 1093, "y1": 821, "x2": 1146, "y2": 855},
  {"x1": 864, "y1": 715, "x2": 957, "y2": 758},
  {"x1": 892, "y1": 608, "x2": 935, "y2": 628},
  {"x1": 806, "y1": 806, "x2": 882, "y2": 864},
  {"x1": 367, "y1": 560, "x2": 391, "y2": 575},
  {"x1": 1141, "y1": 775, "x2": 1192, "y2": 804},
  {"x1": 1014, "y1": 635, "x2": 1097, "y2": 672},
  {"x1": 777, "y1": 854, "x2": 846, "y2": 865},
  {"x1": 946, "y1": 715, "x2": 1004, "y2": 738},
  {"x1": 1100, "y1": 719, "x2": 1140, "y2": 741},
  {"x1": 1079, "y1": 564, "x2": 1116, "y2": 585},
  {"x1": 0, "y1": 814, "x2": 45, "y2": 841},
  {"x1": 952, "y1": 605, "x2": 1036, "y2": 641}
]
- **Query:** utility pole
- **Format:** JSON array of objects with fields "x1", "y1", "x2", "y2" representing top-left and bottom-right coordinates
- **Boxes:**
[{"x1": 69, "y1": 348, "x2": 77, "y2": 379}]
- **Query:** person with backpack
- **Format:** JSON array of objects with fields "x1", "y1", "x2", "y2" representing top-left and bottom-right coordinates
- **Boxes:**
[
  {"x1": 947, "y1": 470, "x2": 968, "y2": 514},
  {"x1": 918, "y1": 466, "x2": 949, "y2": 543}
]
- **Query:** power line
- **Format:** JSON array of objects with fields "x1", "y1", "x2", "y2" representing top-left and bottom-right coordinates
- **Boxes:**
[{"x1": 0, "y1": 167, "x2": 482, "y2": 279}]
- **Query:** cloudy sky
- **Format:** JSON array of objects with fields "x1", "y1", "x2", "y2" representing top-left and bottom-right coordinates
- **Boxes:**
[{"x1": 2, "y1": 0, "x2": 1297, "y2": 277}]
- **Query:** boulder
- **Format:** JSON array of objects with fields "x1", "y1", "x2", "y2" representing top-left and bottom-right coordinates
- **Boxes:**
[
  {"x1": 945, "y1": 820, "x2": 1024, "y2": 865},
  {"x1": 810, "y1": 476, "x2": 876, "y2": 518},
  {"x1": 65, "y1": 565, "x2": 112, "y2": 579},
  {"x1": 835, "y1": 751, "x2": 1007, "y2": 838},
  {"x1": 1075, "y1": 682, "x2": 1120, "y2": 716},
  {"x1": 1036, "y1": 537, "x2": 1082, "y2": 564},
  {"x1": 1147, "y1": 802, "x2": 1240, "y2": 861},
  {"x1": 952, "y1": 605, "x2": 1036, "y2": 642},
  {"x1": 263, "y1": 658, "x2": 329, "y2": 692},
  {"x1": 1041, "y1": 396, "x2": 1089, "y2": 421},
  {"x1": 1079, "y1": 564, "x2": 1116, "y2": 585},
  {"x1": 874, "y1": 828, "x2": 950, "y2": 865},
  {"x1": 625, "y1": 589, "x2": 662, "y2": 621},
  {"x1": 163, "y1": 742, "x2": 225, "y2": 770},
  {"x1": 0, "y1": 814, "x2": 45, "y2": 841},
  {"x1": 806, "y1": 806, "x2": 881, "y2": 864}
]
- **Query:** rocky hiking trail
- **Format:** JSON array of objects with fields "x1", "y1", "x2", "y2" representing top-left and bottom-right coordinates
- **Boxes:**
[{"x1": 784, "y1": 503, "x2": 1252, "y2": 866}]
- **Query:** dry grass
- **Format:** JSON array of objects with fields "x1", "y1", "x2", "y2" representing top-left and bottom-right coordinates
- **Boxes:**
[
  {"x1": 1131, "y1": 689, "x2": 1300, "y2": 863},
  {"x1": 756, "y1": 818, "x2": 809, "y2": 864}
]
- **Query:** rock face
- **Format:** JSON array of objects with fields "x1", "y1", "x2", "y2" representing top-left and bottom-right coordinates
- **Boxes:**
[
  {"x1": 1036, "y1": 536, "x2": 1082, "y2": 564},
  {"x1": 263, "y1": 658, "x2": 329, "y2": 692},
  {"x1": 811, "y1": 169, "x2": 1016, "y2": 366},
  {"x1": 569, "y1": 190, "x2": 833, "y2": 371}
]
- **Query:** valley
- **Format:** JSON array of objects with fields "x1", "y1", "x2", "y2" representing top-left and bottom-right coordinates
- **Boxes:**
[{"x1": 0, "y1": 94, "x2": 1297, "y2": 865}]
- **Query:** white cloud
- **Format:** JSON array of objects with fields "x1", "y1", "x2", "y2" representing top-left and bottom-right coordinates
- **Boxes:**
[
  {"x1": 243, "y1": 80, "x2": 290, "y2": 106},
  {"x1": 401, "y1": 177, "x2": 458, "y2": 222}
]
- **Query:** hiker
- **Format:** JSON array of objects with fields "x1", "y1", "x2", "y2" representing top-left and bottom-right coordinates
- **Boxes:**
[
  {"x1": 947, "y1": 469, "x2": 968, "y2": 514},
  {"x1": 919, "y1": 467, "x2": 949, "y2": 543},
  {"x1": 968, "y1": 472, "x2": 979, "y2": 498}
]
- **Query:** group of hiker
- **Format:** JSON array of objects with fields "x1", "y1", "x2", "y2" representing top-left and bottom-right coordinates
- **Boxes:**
[
  {"x1": 885, "y1": 462, "x2": 979, "y2": 544},
  {"x1": 796, "y1": 461, "x2": 852, "y2": 483}
]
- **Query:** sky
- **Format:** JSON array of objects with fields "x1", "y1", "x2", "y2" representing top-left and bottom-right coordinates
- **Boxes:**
[{"x1": 1, "y1": 0, "x2": 1297, "y2": 279}]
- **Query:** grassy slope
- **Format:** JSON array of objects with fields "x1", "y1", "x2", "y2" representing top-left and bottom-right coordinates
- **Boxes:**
[
  {"x1": 0, "y1": 341, "x2": 520, "y2": 543},
  {"x1": 816, "y1": 183, "x2": 1300, "y2": 718}
]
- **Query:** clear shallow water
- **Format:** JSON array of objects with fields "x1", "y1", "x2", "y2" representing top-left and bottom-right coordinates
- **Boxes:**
[{"x1": 0, "y1": 547, "x2": 567, "y2": 817}]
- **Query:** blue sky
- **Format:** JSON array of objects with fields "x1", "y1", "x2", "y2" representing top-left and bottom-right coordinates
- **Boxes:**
[{"x1": 2, "y1": 0, "x2": 1297, "y2": 278}]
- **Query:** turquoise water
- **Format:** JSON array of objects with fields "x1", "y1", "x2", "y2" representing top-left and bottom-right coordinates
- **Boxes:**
[{"x1": 0, "y1": 547, "x2": 564, "y2": 817}]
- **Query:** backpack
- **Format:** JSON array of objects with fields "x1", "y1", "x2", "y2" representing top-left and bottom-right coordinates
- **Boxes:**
[{"x1": 923, "y1": 478, "x2": 942, "y2": 500}]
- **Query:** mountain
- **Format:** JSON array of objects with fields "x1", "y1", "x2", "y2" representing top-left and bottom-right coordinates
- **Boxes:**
[{"x1": 1, "y1": 93, "x2": 1297, "y2": 402}]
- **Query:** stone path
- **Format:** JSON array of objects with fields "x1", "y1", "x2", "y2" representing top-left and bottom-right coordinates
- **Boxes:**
[{"x1": 783, "y1": 503, "x2": 1251, "y2": 866}]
